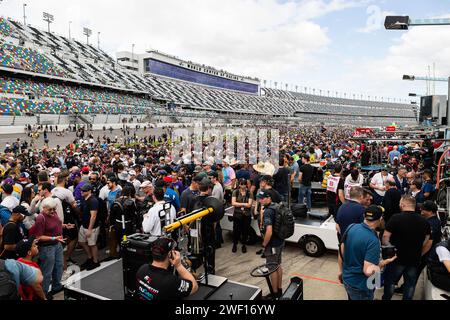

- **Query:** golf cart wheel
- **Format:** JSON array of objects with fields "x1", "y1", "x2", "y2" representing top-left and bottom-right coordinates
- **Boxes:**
[{"x1": 303, "y1": 236, "x2": 325, "y2": 257}]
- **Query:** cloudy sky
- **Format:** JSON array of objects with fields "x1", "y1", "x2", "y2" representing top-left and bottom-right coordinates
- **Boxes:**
[{"x1": 1, "y1": 0, "x2": 450, "y2": 102}]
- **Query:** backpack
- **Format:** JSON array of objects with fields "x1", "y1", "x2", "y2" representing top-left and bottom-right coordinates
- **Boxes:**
[
  {"x1": 97, "y1": 197, "x2": 108, "y2": 227},
  {"x1": 0, "y1": 206, "x2": 11, "y2": 227},
  {"x1": 0, "y1": 260, "x2": 19, "y2": 300},
  {"x1": 269, "y1": 203, "x2": 295, "y2": 240}
]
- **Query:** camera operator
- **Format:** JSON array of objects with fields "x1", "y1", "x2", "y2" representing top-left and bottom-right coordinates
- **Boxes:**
[
  {"x1": 135, "y1": 237, "x2": 198, "y2": 300},
  {"x1": 382, "y1": 195, "x2": 433, "y2": 300}
]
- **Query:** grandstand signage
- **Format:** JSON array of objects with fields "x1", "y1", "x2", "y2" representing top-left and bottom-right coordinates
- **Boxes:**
[
  {"x1": 170, "y1": 125, "x2": 279, "y2": 167},
  {"x1": 385, "y1": 126, "x2": 396, "y2": 132},
  {"x1": 353, "y1": 128, "x2": 374, "y2": 136}
]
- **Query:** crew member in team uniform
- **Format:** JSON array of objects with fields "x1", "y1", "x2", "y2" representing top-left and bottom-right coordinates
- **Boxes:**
[{"x1": 135, "y1": 237, "x2": 198, "y2": 300}]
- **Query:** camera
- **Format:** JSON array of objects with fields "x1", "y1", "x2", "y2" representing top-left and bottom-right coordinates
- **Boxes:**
[{"x1": 382, "y1": 245, "x2": 396, "y2": 260}]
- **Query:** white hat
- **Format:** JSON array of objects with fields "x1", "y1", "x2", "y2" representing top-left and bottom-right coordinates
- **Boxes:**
[
  {"x1": 129, "y1": 170, "x2": 137, "y2": 176},
  {"x1": 140, "y1": 181, "x2": 153, "y2": 189},
  {"x1": 50, "y1": 168, "x2": 61, "y2": 176},
  {"x1": 253, "y1": 162, "x2": 276, "y2": 176}
]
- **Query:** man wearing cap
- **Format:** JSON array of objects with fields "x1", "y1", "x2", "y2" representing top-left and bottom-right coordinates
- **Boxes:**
[
  {"x1": 78, "y1": 183, "x2": 101, "y2": 271},
  {"x1": 0, "y1": 206, "x2": 31, "y2": 259},
  {"x1": 180, "y1": 175, "x2": 202, "y2": 215},
  {"x1": 338, "y1": 205, "x2": 397, "y2": 300},
  {"x1": 127, "y1": 170, "x2": 141, "y2": 194},
  {"x1": 370, "y1": 168, "x2": 393, "y2": 205},
  {"x1": 73, "y1": 167, "x2": 90, "y2": 203},
  {"x1": 19, "y1": 172, "x2": 33, "y2": 189},
  {"x1": 1, "y1": 184, "x2": 19, "y2": 212},
  {"x1": 135, "y1": 237, "x2": 198, "y2": 300},
  {"x1": 16, "y1": 236, "x2": 46, "y2": 300},
  {"x1": 258, "y1": 189, "x2": 284, "y2": 299},
  {"x1": 160, "y1": 177, "x2": 180, "y2": 212},
  {"x1": 142, "y1": 188, "x2": 176, "y2": 236},
  {"x1": 382, "y1": 195, "x2": 433, "y2": 300}
]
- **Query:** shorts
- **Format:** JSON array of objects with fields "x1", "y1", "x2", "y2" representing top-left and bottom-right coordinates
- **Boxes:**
[
  {"x1": 265, "y1": 245, "x2": 283, "y2": 266},
  {"x1": 78, "y1": 226, "x2": 100, "y2": 246}
]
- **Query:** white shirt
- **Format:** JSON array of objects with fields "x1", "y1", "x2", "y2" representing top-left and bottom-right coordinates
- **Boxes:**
[
  {"x1": 1, "y1": 195, "x2": 19, "y2": 211},
  {"x1": 344, "y1": 174, "x2": 364, "y2": 200},
  {"x1": 99, "y1": 185, "x2": 110, "y2": 201},
  {"x1": 436, "y1": 246, "x2": 450, "y2": 263},
  {"x1": 315, "y1": 148, "x2": 323, "y2": 160},
  {"x1": 142, "y1": 201, "x2": 176, "y2": 236},
  {"x1": 371, "y1": 173, "x2": 393, "y2": 197},
  {"x1": 52, "y1": 187, "x2": 76, "y2": 205}
]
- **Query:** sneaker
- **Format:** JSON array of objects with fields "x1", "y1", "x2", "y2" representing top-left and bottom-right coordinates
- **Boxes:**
[
  {"x1": 86, "y1": 261, "x2": 101, "y2": 271},
  {"x1": 242, "y1": 245, "x2": 247, "y2": 254},
  {"x1": 50, "y1": 287, "x2": 64, "y2": 295},
  {"x1": 256, "y1": 249, "x2": 264, "y2": 255},
  {"x1": 232, "y1": 245, "x2": 237, "y2": 253},
  {"x1": 394, "y1": 286, "x2": 404, "y2": 294},
  {"x1": 81, "y1": 258, "x2": 93, "y2": 270},
  {"x1": 61, "y1": 270, "x2": 75, "y2": 282}
]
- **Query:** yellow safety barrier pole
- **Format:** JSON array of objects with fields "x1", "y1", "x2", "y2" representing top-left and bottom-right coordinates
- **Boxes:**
[{"x1": 163, "y1": 208, "x2": 213, "y2": 233}]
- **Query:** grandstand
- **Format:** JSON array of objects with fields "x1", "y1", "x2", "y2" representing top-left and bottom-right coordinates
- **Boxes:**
[{"x1": 0, "y1": 16, "x2": 417, "y2": 127}]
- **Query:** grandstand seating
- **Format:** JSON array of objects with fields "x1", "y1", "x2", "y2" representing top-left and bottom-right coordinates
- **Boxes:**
[{"x1": 0, "y1": 16, "x2": 417, "y2": 125}]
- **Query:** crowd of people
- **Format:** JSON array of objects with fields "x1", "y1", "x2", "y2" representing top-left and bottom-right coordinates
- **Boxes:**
[{"x1": 0, "y1": 125, "x2": 448, "y2": 301}]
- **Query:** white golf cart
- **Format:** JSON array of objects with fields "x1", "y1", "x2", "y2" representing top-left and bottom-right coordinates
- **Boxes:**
[{"x1": 221, "y1": 207, "x2": 339, "y2": 257}]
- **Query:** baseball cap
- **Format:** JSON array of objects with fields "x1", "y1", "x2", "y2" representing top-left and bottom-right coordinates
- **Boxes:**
[
  {"x1": 80, "y1": 183, "x2": 93, "y2": 192},
  {"x1": 257, "y1": 190, "x2": 272, "y2": 200},
  {"x1": 81, "y1": 167, "x2": 90, "y2": 174},
  {"x1": 421, "y1": 200, "x2": 438, "y2": 213},
  {"x1": 163, "y1": 176, "x2": 173, "y2": 183},
  {"x1": 15, "y1": 236, "x2": 36, "y2": 258},
  {"x1": 364, "y1": 205, "x2": 384, "y2": 221},
  {"x1": 151, "y1": 237, "x2": 177, "y2": 259},
  {"x1": 13, "y1": 205, "x2": 33, "y2": 217},
  {"x1": 50, "y1": 168, "x2": 61, "y2": 176},
  {"x1": 140, "y1": 181, "x2": 153, "y2": 189},
  {"x1": 193, "y1": 166, "x2": 203, "y2": 173},
  {"x1": 19, "y1": 172, "x2": 30, "y2": 181}
]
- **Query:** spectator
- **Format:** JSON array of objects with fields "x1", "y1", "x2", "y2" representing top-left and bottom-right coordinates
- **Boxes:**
[
  {"x1": 298, "y1": 155, "x2": 314, "y2": 211},
  {"x1": 273, "y1": 158, "x2": 290, "y2": 203},
  {"x1": 344, "y1": 169, "x2": 364, "y2": 201},
  {"x1": 258, "y1": 189, "x2": 284, "y2": 300},
  {"x1": 393, "y1": 168, "x2": 408, "y2": 195},
  {"x1": 106, "y1": 176, "x2": 122, "y2": 211},
  {"x1": 15, "y1": 236, "x2": 45, "y2": 300},
  {"x1": 0, "y1": 258, "x2": 45, "y2": 300},
  {"x1": 0, "y1": 206, "x2": 31, "y2": 259},
  {"x1": 109, "y1": 185, "x2": 138, "y2": 257},
  {"x1": 231, "y1": 179, "x2": 253, "y2": 254},
  {"x1": 408, "y1": 179, "x2": 425, "y2": 212},
  {"x1": 180, "y1": 175, "x2": 202, "y2": 214},
  {"x1": 30, "y1": 182, "x2": 64, "y2": 223},
  {"x1": 427, "y1": 238, "x2": 450, "y2": 292},
  {"x1": 369, "y1": 168, "x2": 393, "y2": 205},
  {"x1": 326, "y1": 163, "x2": 345, "y2": 218},
  {"x1": 222, "y1": 158, "x2": 236, "y2": 204},
  {"x1": 142, "y1": 188, "x2": 176, "y2": 236},
  {"x1": 78, "y1": 183, "x2": 100, "y2": 271},
  {"x1": 382, "y1": 180, "x2": 402, "y2": 224},
  {"x1": 421, "y1": 170, "x2": 435, "y2": 202},
  {"x1": 1, "y1": 184, "x2": 19, "y2": 211},
  {"x1": 127, "y1": 170, "x2": 141, "y2": 194},
  {"x1": 338, "y1": 205, "x2": 397, "y2": 300},
  {"x1": 20, "y1": 187, "x2": 37, "y2": 231},
  {"x1": 382, "y1": 195, "x2": 433, "y2": 300},
  {"x1": 209, "y1": 171, "x2": 224, "y2": 203},
  {"x1": 336, "y1": 187, "x2": 366, "y2": 240},
  {"x1": 29, "y1": 197, "x2": 65, "y2": 298}
]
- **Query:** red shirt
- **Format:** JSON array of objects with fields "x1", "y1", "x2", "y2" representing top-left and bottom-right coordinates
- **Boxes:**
[
  {"x1": 30, "y1": 213, "x2": 63, "y2": 244},
  {"x1": 17, "y1": 258, "x2": 41, "y2": 300}
]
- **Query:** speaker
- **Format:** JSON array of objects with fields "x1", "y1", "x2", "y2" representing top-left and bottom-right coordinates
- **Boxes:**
[{"x1": 121, "y1": 234, "x2": 158, "y2": 300}]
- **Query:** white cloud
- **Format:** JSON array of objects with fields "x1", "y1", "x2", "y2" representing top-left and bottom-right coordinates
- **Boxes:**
[
  {"x1": 0, "y1": 0, "x2": 359, "y2": 81},
  {"x1": 357, "y1": 6, "x2": 397, "y2": 33}
]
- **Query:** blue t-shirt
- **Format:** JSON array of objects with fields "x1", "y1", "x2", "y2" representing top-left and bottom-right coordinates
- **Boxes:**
[
  {"x1": 422, "y1": 182, "x2": 435, "y2": 197},
  {"x1": 4, "y1": 259, "x2": 37, "y2": 289},
  {"x1": 336, "y1": 201, "x2": 365, "y2": 237},
  {"x1": 263, "y1": 207, "x2": 284, "y2": 248},
  {"x1": 164, "y1": 188, "x2": 181, "y2": 212},
  {"x1": 389, "y1": 150, "x2": 401, "y2": 164},
  {"x1": 342, "y1": 223, "x2": 380, "y2": 292}
]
